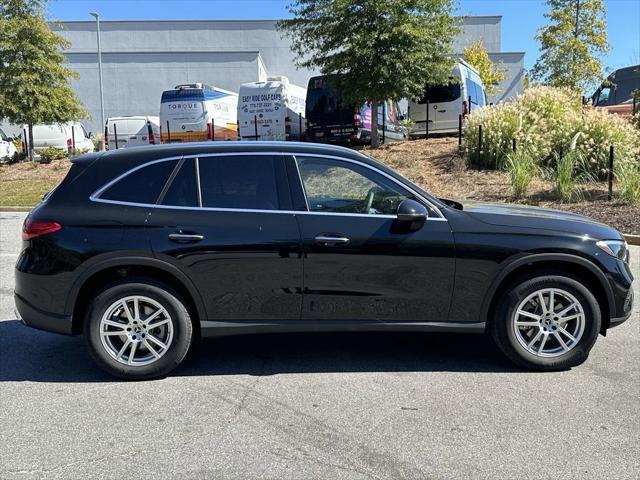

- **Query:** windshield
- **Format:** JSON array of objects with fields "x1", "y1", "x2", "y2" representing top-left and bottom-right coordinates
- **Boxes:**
[{"x1": 0, "y1": 127, "x2": 8, "y2": 141}]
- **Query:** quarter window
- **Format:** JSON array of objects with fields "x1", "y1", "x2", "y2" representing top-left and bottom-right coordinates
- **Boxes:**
[
  {"x1": 198, "y1": 155, "x2": 279, "y2": 210},
  {"x1": 100, "y1": 160, "x2": 178, "y2": 204},
  {"x1": 297, "y1": 157, "x2": 411, "y2": 215}
]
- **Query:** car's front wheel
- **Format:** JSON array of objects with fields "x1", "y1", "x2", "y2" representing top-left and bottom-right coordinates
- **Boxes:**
[
  {"x1": 491, "y1": 274, "x2": 601, "y2": 371},
  {"x1": 85, "y1": 279, "x2": 193, "y2": 380}
]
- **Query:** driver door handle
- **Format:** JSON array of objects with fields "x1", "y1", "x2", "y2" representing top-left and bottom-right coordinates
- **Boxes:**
[
  {"x1": 315, "y1": 235, "x2": 350, "y2": 246},
  {"x1": 168, "y1": 232, "x2": 204, "y2": 243}
]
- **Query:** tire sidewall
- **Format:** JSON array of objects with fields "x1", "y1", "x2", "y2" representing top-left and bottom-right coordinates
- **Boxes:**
[
  {"x1": 497, "y1": 275, "x2": 601, "y2": 369},
  {"x1": 85, "y1": 281, "x2": 192, "y2": 380}
]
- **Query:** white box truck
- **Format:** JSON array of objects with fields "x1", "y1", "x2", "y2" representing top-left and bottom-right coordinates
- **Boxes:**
[
  {"x1": 160, "y1": 84, "x2": 238, "y2": 143},
  {"x1": 238, "y1": 76, "x2": 307, "y2": 141}
]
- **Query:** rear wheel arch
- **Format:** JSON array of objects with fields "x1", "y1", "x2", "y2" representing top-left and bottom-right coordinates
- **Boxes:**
[
  {"x1": 483, "y1": 255, "x2": 613, "y2": 332},
  {"x1": 69, "y1": 259, "x2": 205, "y2": 336}
]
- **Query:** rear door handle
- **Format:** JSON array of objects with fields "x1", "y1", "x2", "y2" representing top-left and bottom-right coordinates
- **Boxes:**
[
  {"x1": 315, "y1": 235, "x2": 350, "y2": 246},
  {"x1": 437, "y1": 109, "x2": 446, "y2": 113},
  {"x1": 168, "y1": 232, "x2": 204, "y2": 243}
]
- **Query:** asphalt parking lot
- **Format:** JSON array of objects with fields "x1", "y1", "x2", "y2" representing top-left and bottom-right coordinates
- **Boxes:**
[{"x1": 1, "y1": 211, "x2": 638, "y2": 479}]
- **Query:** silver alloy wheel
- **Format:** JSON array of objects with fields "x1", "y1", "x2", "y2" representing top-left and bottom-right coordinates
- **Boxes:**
[
  {"x1": 99, "y1": 295, "x2": 174, "y2": 366},
  {"x1": 512, "y1": 288, "x2": 586, "y2": 358}
]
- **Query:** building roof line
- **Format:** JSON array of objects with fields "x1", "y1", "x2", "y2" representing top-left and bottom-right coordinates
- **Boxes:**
[{"x1": 51, "y1": 15, "x2": 502, "y2": 24}]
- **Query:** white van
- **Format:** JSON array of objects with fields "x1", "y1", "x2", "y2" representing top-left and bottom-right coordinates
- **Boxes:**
[
  {"x1": 160, "y1": 84, "x2": 238, "y2": 142},
  {"x1": 238, "y1": 76, "x2": 307, "y2": 141},
  {"x1": 0, "y1": 127, "x2": 17, "y2": 162},
  {"x1": 23, "y1": 122, "x2": 95, "y2": 157},
  {"x1": 105, "y1": 116, "x2": 160, "y2": 150},
  {"x1": 408, "y1": 60, "x2": 487, "y2": 136}
]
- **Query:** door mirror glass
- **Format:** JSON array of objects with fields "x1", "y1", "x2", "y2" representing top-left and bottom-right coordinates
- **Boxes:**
[{"x1": 396, "y1": 199, "x2": 428, "y2": 230}]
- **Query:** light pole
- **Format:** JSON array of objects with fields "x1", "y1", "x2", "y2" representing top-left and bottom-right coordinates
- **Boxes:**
[{"x1": 90, "y1": 12, "x2": 105, "y2": 150}]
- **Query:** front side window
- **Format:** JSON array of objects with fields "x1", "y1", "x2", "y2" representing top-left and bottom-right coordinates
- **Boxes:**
[
  {"x1": 198, "y1": 155, "x2": 279, "y2": 210},
  {"x1": 595, "y1": 86, "x2": 611, "y2": 106},
  {"x1": 297, "y1": 157, "x2": 411, "y2": 215},
  {"x1": 100, "y1": 159, "x2": 178, "y2": 204}
]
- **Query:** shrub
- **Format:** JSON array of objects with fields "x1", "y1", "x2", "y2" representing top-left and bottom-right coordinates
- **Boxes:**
[
  {"x1": 552, "y1": 150, "x2": 591, "y2": 202},
  {"x1": 38, "y1": 147, "x2": 68, "y2": 164},
  {"x1": 464, "y1": 86, "x2": 640, "y2": 177},
  {"x1": 616, "y1": 161, "x2": 640, "y2": 205},
  {"x1": 92, "y1": 133, "x2": 104, "y2": 152},
  {"x1": 504, "y1": 148, "x2": 538, "y2": 198}
]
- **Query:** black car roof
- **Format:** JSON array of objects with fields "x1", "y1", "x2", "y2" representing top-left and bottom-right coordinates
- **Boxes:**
[{"x1": 74, "y1": 141, "x2": 373, "y2": 165}]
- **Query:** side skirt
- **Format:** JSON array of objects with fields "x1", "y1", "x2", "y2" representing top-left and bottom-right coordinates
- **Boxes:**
[{"x1": 199, "y1": 319, "x2": 486, "y2": 338}]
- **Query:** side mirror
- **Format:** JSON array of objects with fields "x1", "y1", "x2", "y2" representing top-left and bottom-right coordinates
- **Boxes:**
[{"x1": 396, "y1": 199, "x2": 428, "y2": 230}]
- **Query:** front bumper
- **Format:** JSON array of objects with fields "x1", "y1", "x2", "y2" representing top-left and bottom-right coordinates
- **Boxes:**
[
  {"x1": 609, "y1": 287, "x2": 634, "y2": 329},
  {"x1": 14, "y1": 292, "x2": 74, "y2": 335}
]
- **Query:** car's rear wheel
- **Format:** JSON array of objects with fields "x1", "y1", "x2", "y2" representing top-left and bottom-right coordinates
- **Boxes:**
[
  {"x1": 491, "y1": 274, "x2": 601, "y2": 371},
  {"x1": 85, "y1": 279, "x2": 193, "y2": 380}
]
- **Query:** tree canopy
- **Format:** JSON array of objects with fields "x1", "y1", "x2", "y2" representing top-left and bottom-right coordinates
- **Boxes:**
[
  {"x1": 531, "y1": 0, "x2": 609, "y2": 93},
  {"x1": 0, "y1": 0, "x2": 87, "y2": 147},
  {"x1": 462, "y1": 40, "x2": 507, "y2": 98},
  {"x1": 278, "y1": 0, "x2": 459, "y2": 146}
]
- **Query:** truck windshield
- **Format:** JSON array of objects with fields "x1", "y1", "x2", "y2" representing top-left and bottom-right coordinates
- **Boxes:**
[{"x1": 419, "y1": 82, "x2": 461, "y2": 104}]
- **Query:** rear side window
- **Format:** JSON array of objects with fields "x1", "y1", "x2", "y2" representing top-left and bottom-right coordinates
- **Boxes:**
[
  {"x1": 100, "y1": 160, "x2": 178, "y2": 204},
  {"x1": 160, "y1": 158, "x2": 198, "y2": 207},
  {"x1": 198, "y1": 155, "x2": 279, "y2": 210}
]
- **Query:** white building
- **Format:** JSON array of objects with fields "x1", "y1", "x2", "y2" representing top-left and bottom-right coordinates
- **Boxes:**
[{"x1": 4, "y1": 17, "x2": 525, "y2": 134}]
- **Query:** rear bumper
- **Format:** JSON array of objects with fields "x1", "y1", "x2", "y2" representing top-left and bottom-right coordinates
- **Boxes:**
[{"x1": 14, "y1": 292, "x2": 74, "y2": 335}]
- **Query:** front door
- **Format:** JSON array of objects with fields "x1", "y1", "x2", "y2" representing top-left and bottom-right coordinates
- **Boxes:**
[
  {"x1": 147, "y1": 153, "x2": 303, "y2": 322},
  {"x1": 291, "y1": 155, "x2": 456, "y2": 322}
]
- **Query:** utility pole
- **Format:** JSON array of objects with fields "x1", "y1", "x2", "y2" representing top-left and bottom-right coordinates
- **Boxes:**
[{"x1": 90, "y1": 12, "x2": 105, "y2": 151}]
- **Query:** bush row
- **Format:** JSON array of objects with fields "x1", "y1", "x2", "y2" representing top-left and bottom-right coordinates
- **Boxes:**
[{"x1": 464, "y1": 86, "x2": 640, "y2": 179}]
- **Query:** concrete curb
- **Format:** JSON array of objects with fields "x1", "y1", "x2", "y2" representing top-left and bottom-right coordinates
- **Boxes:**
[
  {"x1": 1, "y1": 210, "x2": 639, "y2": 245},
  {"x1": 624, "y1": 234, "x2": 640, "y2": 246},
  {"x1": 1, "y1": 207, "x2": 32, "y2": 212}
]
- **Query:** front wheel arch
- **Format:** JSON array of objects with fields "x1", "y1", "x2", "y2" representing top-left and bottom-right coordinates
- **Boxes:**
[{"x1": 483, "y1": 255, "x2": 613, "y2": 332}]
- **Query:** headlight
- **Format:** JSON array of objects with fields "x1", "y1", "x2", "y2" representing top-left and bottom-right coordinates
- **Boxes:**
[{"x1": 596, "y1": 240, "x2": 629, "y2": 262}]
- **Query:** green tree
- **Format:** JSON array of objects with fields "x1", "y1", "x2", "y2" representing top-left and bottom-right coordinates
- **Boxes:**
[
  {"x1": 462, "y1": 40, "x2": 507, "y2": 98},
  {"x1": 278, "y1": 0, "x2": 459, "y2": 147},
  {"x1": 531, "y1": 0, "x2": 609, "y2": 93},
  {"x1": 0, "y1": 0, "x2": 87, "y2": 160}
]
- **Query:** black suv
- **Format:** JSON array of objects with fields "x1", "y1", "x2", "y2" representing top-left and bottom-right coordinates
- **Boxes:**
[{"x1": 15, "y1": 142, "x2": 634, "y2": 379}]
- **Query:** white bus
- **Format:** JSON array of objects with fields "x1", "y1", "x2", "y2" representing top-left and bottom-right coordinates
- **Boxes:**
[
  {"x1": 238, "y1": 76, "x2": 306, "y2": 141},
  {"x1": 408, "y1": 60, "x2": 487, "y2": 136},
  {"x1": 160, "y1": 84, "x2": 238, "y2": 143}
]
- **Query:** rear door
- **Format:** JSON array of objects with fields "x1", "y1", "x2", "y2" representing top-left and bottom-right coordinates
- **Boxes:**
[
  {"x1": 147, "y1": 152, "x2": 303, "y2": 322},
  {"x1": 289, "y1": 154, "x2": 456, "y2": 322}
]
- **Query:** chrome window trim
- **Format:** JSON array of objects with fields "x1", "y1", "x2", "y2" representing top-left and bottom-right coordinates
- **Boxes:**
[{"x1": 89, "y1": 150, "x2": 447, "y2": 222}]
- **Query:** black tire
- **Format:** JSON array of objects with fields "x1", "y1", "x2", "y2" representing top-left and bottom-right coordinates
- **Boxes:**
[
  {"x1": 84, "y1": 278, "x2": 193, "y2": 380},
  {"x1": 490, "y1": 274, "x2": 601, "y2": 371}
]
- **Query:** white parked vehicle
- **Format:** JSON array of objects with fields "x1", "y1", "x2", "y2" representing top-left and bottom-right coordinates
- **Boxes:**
[
  {"x1": 238, "y1": 76, "x2": 307, "y2": 141},
  {"x1": 0, "y1": 127, "x2": 17, "y2": 162},
  {"x1": 160, "y1": 83, "x2": 238, "y2": 142},
  {"x1": 22, "y1": 122, "x2": 95, "y2": 157},
  {"x1": 105, "y1": 116, "x2": 160, "y2": 150},
  {"x1": 408, "y1": 60, "x2": 487, "y2": 136}
]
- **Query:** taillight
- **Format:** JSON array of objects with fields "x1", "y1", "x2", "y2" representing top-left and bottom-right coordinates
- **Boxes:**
[
  {"x1": 462, "y1": 100, "x2": 469, "y2": 117},
  {"x1": 66, "y1": 138, "x2": 73, "y2": 153},
  {"x1": 147, "y1": 122, "x2": 156, "y2": 144},
  {"x1": 104, "y1": 126, "x2": 109, "y2": 150},
  {"x1": 22, "y1": 219, "x2": 61, "y2": 241},
  {"x1": 207, "y1": 122, "x2": 213, "y2": 140},
  {"x1": 353, "y1": 108, "x2": 361, "y2": 127}
]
